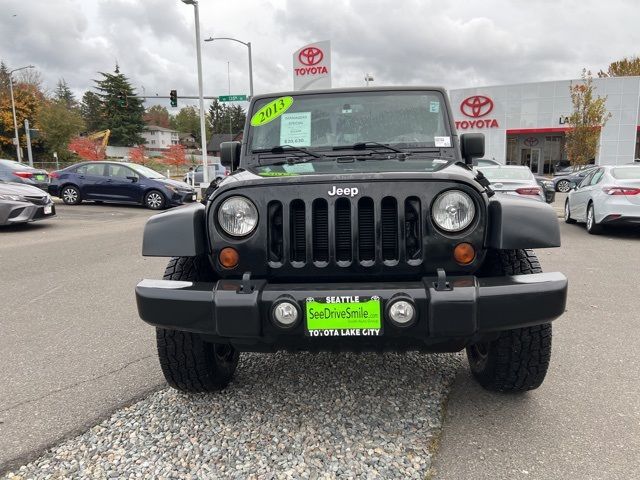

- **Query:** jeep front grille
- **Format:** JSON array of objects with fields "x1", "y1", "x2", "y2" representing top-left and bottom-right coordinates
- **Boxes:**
[{"x1": 267, "y1": 196, "x2": 422, "y2": 267}]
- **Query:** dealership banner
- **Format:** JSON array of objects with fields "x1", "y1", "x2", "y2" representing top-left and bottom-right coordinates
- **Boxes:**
[{"x1": 293, "y1": 40, "x2": 332, "y2": 91}]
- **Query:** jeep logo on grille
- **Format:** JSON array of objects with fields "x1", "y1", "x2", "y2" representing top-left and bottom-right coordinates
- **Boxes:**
[{"x1": 328, "y1": 186, "x2": 359, "y2": 197}]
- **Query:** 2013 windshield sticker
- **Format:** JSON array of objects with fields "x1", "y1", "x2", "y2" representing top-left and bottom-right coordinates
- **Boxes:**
[
  {"x1": 250, "y1": 96, "x2": 294, "y2": 126},
  {"x1": 280, "y1": 112, "x2": 311, "y2": 146},
  {"x1": 430, "y1": 101, "x2": 440, "y2": 113},
  {"x1": 305, "y1": 296, "x2": 382, "y2": 337}
]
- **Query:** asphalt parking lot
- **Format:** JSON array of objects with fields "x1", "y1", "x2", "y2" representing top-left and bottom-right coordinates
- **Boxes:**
[
  {"x1": 1, "y1": 199, "x2": 639, "y2": 478},
  {"x1": 0, "y1": 204, "x2": 166, "y2": 472}
]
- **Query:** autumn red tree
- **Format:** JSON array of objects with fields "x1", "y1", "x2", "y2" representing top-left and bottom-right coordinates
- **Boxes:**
[
  {"x1": 67, "y1": 136, "x2": 106, "y2": 160},
  {"x1": 162, "y1": 144, "x2": 186, "y2": 173},
  {"x1": 129, "y1": 145, "x2": 146, "y2": 164}
]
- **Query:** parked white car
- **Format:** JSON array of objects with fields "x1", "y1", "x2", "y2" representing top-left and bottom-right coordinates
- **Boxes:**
[
  {"x1": 477, "y1": 165, "x2": 546, "y2": 202},
  {"x1": 564, "y1": 165, "x2": 640, "y2": 234}
]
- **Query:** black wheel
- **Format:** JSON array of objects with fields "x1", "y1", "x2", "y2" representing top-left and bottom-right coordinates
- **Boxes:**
[
  {"x1": 556, "y1": 179, "x2": 571, "y2": 193},
  {"x1": 144, "y1": 190, "x2": 166, "y2": 210},
  {"x1": 564, "y1": 199, "x2": 576, "y2": 224},
  {"x1": 60, "y1": 185, "x2": 81, "y2": 205},
  {"x1": 156, "y1": 256, "x2": 239, "y2": 393},
  {"x1": 586, "y1": 203, "x2": 602, "y2": 234},
  {"x1": 467, "y1": 249, "x2": 552, "y2": 392}
]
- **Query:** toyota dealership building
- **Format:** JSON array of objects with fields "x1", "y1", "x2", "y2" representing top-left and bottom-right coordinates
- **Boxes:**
[{"x1": 449, "y1": 76, "x2": 640, "y2": 173}]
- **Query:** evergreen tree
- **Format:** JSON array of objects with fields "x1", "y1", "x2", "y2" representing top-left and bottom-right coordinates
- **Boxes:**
[
  {"x1": 208, "y1": 100, "x2": 246, "y2": 134},
  {"x1": 93, "y1": 66, "x2": 145, "y2": 146},
  {"x1": 54, "y1": 78, "x2": 77, "y2": 110},
  {"x1": 80, "y1": 91, "x2": 103, "y2": 133}
]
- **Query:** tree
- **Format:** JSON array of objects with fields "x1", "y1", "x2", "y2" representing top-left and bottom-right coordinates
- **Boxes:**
[
  {"x1": 38, "y1": 99, "x2": 85, "y2": 160},
  {"x1": 129, "y1": 145, "x2": 146, "y2": 164},
  {"x1": 598, "y1": 56, "x2": 640, "y2": 77},
  {"x1": 208, "y1": 100, "x2": 246, "y2": 134},
  {"x1": 565, "y1": 70, "x2": 611, "y2": 167},
  {"x1": 170, "y1": 105, "x2": 211, "y2": 142},
  {"x1": 144, "y1": 105, "x2": 170, "y2": 128},
  {"x1": 54, "y1": 79, "x2": 77, "y2": 110},
  {"x1": 162, "y1": 144, "x2": 186, "y2": 172},
  {"x1": 68, "y1": 136, "x2": 106, "y2": 161},
  {"x1": 80, "y1": 91, "x2": 103, "y2": 132},
  {"x1": 0, "y1": 64, "x2": 44, "y2": 158},
  {"x1": 93, "y1": 66, "x2": 145, "y2": 146}
]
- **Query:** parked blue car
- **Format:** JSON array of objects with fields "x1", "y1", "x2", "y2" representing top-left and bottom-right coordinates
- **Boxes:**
[{"x1": 48, "y1": 161, "x2": 196, "y2": 210}]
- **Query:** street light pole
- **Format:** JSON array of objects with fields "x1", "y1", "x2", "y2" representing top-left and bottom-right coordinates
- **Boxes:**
[
  {"x1": 182, "y1": 0, "x2": 209, "y2": 185},
  {"x1": 204, "y1": 36, "x2": 253, "y2": 99},
  {"x1": 8, "y1": 65, "x2": 34, "y2": 162}
]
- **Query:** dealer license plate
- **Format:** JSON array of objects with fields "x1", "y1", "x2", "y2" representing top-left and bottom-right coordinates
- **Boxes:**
[
  {"x1": 35, "y1": 174, "x2": 48, "y2": 182},
  {"x1": 44, "y1": 205, "x2": 52, "y2": 215},
  {"x1": 305, "y1": 296, "x2": 382, "y2": 337}
]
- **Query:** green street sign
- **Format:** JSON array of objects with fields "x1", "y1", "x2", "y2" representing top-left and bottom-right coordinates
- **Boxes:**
[{"x1": 218, "y1": 95, "x2": 247, "y2": 102}]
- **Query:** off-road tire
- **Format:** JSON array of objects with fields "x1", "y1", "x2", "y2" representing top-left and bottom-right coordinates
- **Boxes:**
[
  {"x1": 564, "y1": 199, "x2": 576, "y2": 224},
  {"x1": 156, "y1": 256, "x2": 239, "y2": 393},
  {"x1": 467, "y1": 249, "x2": 552, "y2": 392}
]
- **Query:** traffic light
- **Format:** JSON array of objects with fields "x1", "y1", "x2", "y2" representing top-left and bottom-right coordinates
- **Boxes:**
[{"x1": 170, "y1": 89, "x2": 178, "y2": 107}]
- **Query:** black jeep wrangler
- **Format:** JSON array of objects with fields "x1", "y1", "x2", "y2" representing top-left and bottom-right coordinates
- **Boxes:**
[{"x1": 136, "y1": 87, "x2": 567, "y2": 393}]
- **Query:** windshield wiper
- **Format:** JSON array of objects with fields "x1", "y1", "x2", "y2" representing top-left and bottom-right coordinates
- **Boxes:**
[
  {"x1": 253, "y1": 144, "x2": 322, "y2": 158},
  {"x1": 333, "y1": 141, "x2": 409, "y2": 155}
]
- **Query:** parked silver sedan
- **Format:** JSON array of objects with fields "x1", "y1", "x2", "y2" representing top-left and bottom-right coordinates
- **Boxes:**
[
  {"x1": 477, "y1": 165, "x2": 545, "y2": 202},
  {"x1": 0, "y1": 179, "x2": 56, "y2": 226},
  {"x1": 564, "y1": 165, "x2": 640, "y2": 234}
]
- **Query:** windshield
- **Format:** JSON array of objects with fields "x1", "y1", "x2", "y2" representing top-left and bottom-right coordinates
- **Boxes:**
[
  {"x1": 249, "y1": 90, "x2": 450, "y2": 152},
  {"x1": 128, "y1": 164, "x2": 164, "y2": 179},
  {"x1": 478, "y1": 167, "x2": 534, "y2": 181},
  {"x1": 611, "y1": 167, "x2": 640, "y2": 180}
]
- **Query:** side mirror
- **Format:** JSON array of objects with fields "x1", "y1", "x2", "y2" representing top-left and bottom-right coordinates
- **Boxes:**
[
  {"x1": 126, "y1": 176, "x2": 138, "y2": 183},
  {"x1": 460, "y1": 133, "x2": 485, "y2": 165},
  {"x1": 569, "y1": 181, "x2": 577, "y2": 190},
  {"x1": 220, "y1": 141, "x2": 241, "y2": 171}
]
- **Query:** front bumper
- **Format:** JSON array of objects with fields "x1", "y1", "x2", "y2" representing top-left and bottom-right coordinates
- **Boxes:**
[
  {"x1": 0, "y1": 201, "x2": 56, "y2": 225},
  {"x1": 136, "y1": 272, "x2": 568, "y2": 351},
  {"x1": 168, "y1": 190, "x2": 198, "y2": 206}
]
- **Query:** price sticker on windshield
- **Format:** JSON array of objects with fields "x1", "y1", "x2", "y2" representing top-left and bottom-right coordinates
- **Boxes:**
[{"x1": 250, "y1": 96, "x2": 294, "y2": 126}]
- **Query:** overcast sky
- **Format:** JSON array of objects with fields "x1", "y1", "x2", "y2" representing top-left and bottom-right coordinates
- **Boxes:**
[{"x1": 1, "y1": 0, "x2": 639, "y2": 108}]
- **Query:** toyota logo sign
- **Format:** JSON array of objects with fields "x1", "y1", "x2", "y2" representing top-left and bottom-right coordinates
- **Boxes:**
[
  {"x1": 460, "y1": 95, "x2": 494, "y2": 118},
  {"x1": 298, "y1": 47, "x2": 324, "y2": 66},
  {"x1": 524, "y1": 137, "x2": 539, "y2": 147}
]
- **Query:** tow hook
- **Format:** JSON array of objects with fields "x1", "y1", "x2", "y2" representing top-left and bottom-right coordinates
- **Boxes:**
[
  {"x1": 238, "y1": 271, "x2": 255, "y2": 294},
  {"x1": 434, "y1": 268, "x2": 452, "y2": 291}
]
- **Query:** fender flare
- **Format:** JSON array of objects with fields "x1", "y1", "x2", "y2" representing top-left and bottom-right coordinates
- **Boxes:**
[
  {"x1": 485, "y1": 194, "x2": 561, "y2": 249},
  {"x1": 142, "y1": 203, "x2": 207, "y2": 257}
]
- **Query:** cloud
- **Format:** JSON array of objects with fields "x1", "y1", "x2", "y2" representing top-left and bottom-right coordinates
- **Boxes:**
[{"x1": 0, "y1": 0, "x2": 638, "y2": 108}]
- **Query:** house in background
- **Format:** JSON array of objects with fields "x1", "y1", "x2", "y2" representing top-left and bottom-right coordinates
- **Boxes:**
[
  {"x1": 179, "y1": 132, "x2": 198, "y2": 149},
  {"x1": 142, "y1": 125, "x2": 180, "y2": 151},
  {"x1": 207, "y1": 132, "x2": 244, "y2": 156}
]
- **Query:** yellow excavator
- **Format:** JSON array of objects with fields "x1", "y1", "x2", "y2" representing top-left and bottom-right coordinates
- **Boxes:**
[{"x1": 86, "y1": 129, "x2": 111, "y2": 148}]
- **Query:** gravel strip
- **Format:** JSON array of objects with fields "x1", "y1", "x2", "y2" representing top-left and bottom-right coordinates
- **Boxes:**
[{"x1": 4, "y1": 351, "x2": 461, "y2": 479}]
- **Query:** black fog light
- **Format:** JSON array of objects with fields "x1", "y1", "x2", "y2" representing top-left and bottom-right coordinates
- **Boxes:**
[
  {"x1": 385, "y1": 297, "x2": 417, "y2": 327},
  {"x1": 271, "y1": 297, "x2": 301, "y2": 329}
]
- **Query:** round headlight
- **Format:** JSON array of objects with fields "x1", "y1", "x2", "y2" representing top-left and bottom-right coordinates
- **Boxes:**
[
  {"x1": 217, "y1": 196, "x2": 258, "y2": 237},
  {"x1": 432, "y1": 190, "x2": 476, "y2": 232}
]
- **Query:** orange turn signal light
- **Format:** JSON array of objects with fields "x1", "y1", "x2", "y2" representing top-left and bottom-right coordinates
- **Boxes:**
[
  {"x1": 453, "y1": 242, "x2": 476, "y2": 265},
  {"x1": 219, "y1": 247, "x2": 239, "y2": 268}
]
